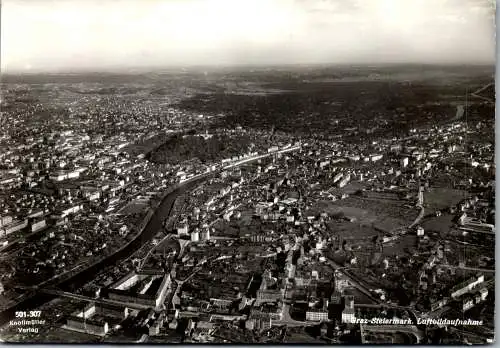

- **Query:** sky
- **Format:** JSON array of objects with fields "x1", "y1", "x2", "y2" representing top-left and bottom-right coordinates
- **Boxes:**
[{"x1": 1, "y1": 0, "x2": 496, "y2": 72}]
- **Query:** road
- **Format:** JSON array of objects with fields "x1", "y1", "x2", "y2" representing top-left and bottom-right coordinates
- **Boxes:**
[
  {"x1": 471, "y1": 82, "x2": 494, "y2": 103},
  {"x1": 40, "y1": 288, "x2": 151, "y2": 310},
  {"x1": 408, "y1": 205, "x2": 425, "y2": 229},
  {"x1": 271, "y1": 303, "x2": 315, "y2": 327}
]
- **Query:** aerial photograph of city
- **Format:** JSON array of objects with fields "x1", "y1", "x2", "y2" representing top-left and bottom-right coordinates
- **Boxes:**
[{"x1": 0, "y1": 0, "x2": 496, "y2": 345}]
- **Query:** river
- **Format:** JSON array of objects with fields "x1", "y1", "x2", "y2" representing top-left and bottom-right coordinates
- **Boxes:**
[{"x1": 0, "y1": 177, "x2": 204, "y2": 327}]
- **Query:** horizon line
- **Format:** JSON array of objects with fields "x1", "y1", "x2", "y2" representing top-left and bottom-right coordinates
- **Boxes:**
[{"x1": 0, "y1": 61, "x2": 496, "y2": 76}]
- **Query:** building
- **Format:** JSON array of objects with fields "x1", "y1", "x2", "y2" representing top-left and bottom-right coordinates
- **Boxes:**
[
  {"x1": 108, "y1": 271, "x2": 171, "y2": 310},
  {"x1": 418, "y1": 187, "x2": 424, "y2": 206},
  {"x1": 200, "y1": 228, "x2": 210, "y2": 241},
  {"x1": 450, "y1": 274, "x2": 485, "y2": 299},
  {"x1": 430, "y1": 298, "x2": 449, "y2": 312},
  {"x1": 400, "y1": 157, "x2": 409, "y2": 168},
  {"x1": 191, "y1": 230, "x2": 200, "y2": 242},
  {"x1": 306, "y1": 310, "x2": 329, "y2": 322},
  {"x1": 149, "y1": 312, "x2": 166, "y2": 336},
  {"x1": 330, "y1": 291, "x2": 342, "y2": 304},
  {"x1": 416, "y1": 226, "x2": 424, "y2": 236},
  {"x1": 333, "y1": 271, "x2": 350, "y2": 293},
  {"x1": 54, "y1": 203, "x2": 84, "y2": 219},
  {"x1": 0, "y1": 215, "x2": 13, "y2": 228},
  {"x1": 338, "y1": 174, "x2": 351, "y2": 188},
  {"x1": 306, "y1": 300, "x2": 329, "y2": 322},
  {"x1": 177, "y1": 224, "x2": 189, "y2": 236},
  {"x1": 341, "y1": 295, "x2": 355, "y2": 324},
  {"x1": 479, "y1": 288, "x2": 488, "y2": 301},
  {"x1": 1, "y1": 219, "x2": 28, "y2": 236},
  {"x1": 192, "y1": 320, "x2": 215, "y2": 341},
  {"x1": 210, "y1": 298, "x2": 232, "y2": 313},
  {"x1": 250, "y1": 306, "x2": 282, "y2": 321},
  {"x1": 462, "y1": 295, "x2": 475, "y2": 312},
  {"x1": 49, "y1": 171, "x2": 68, "y2": 182},
  {"x1": 256, "y1": 289, "x2": 283, "y2": 305},
  {"x1": 67, "y1": 170, "x2": 81, "y2": 179},
  {"x1": 245, "y1": 317, "x2": 271, "y2": 331},
  {"x1": 255, "y1": 202, "x2": 273, "y2": 215},
  {"x1": 65, "y1": 303, "x2": 110, "y2": 336},
  {"x1": 459, "y1": 216, "x2": 495, "y2": 234},
  {"x1": 65, "y1": 316, "x2": 109, "y2": 336},
  {"x1": 333, "y1": 172, "x2": 344, "y2": 184},
  {"x1": 30, "y1": 218, "x2": 46, "y2": 233}
]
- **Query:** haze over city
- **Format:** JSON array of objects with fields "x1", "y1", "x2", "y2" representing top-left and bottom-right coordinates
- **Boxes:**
[
  {"x1": 1, "y1": 0, "x2": 496, "y2": 73},
  {"x1": 0, "y1": 0, "x2": 496, "y2": 345}
]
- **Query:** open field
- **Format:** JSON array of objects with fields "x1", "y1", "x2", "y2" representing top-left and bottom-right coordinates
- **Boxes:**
[
  {"x1": 425, "y1": 188, "x2": 468, "y2": 211},
  {"x1": 327, "y1": 222, "x2": 379, "y2": 240},
  {"x1": 382, "y1": 235, "x2": 418, "y2": 257},
  {"x1": 313, "y1": 202, "x2": 375, "y2": 223},
  {"x1": 117, "y1": 201, "x2": 149, "y2": 216},
  {"x1": 421, "y1": 214, "x2": 455, "y2": 234},
  {"x1": 312, "y1": 198, "x2": 414, "y2": 234}
]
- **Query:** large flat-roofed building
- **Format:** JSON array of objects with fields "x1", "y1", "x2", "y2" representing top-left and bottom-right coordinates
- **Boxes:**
[
  {"x1": 306, "y1": 299, "x2": 329, "y2": 322},
  {"x1": 306, "y1": 309, "x2": 329, "y2": 322},
  {"x1": 107, "y1": 271, "x2": 171, "y2": 310},
  {"x1": 64, "y1": 303, "x2": 113, "y2": 337},
  {"x1": 65, "y1": 316, "x2": 109, "y2": 336},
  {"x1": 450, "y1": 274, "x2": 485, "y2": 299}
]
